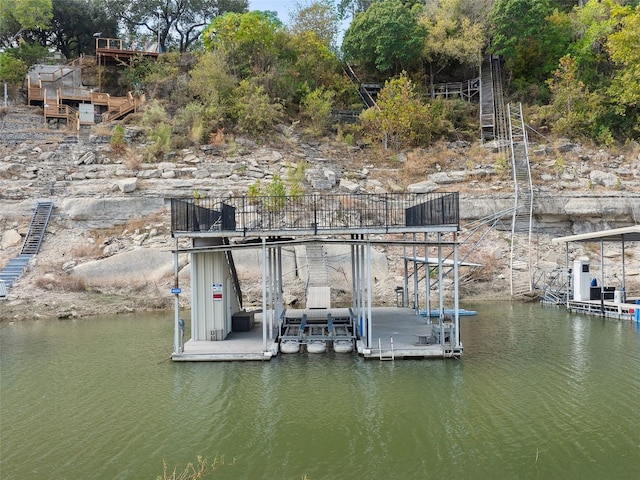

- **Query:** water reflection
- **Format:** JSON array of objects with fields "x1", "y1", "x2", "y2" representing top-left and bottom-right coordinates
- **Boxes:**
[{"x1": 1, "y1": 306, "x2": 639, "y2": 479}]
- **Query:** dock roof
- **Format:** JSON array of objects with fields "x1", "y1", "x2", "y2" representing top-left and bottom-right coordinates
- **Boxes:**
[{"x1": 552, "y1": 225, "x2": 640, "y2": 244}]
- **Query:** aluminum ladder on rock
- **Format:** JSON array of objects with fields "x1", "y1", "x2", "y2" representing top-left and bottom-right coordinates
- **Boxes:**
[
  {"x1": 507, "y1": 104, "x2": 534, "y2": 296},
  {"x1": 0, "y1": 201, "x2": 53, "y2": 296}
]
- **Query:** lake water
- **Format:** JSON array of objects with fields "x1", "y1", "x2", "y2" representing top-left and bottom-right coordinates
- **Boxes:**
[{"x1": 1, "y1": 303, "x2": 639, "y2": 479}]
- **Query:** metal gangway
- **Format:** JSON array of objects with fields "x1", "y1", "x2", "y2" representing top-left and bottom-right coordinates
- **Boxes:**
[
  {"x1": 0, "y1": 201, "x2": 53, "y2": 296},
  {"x1": 507, "y1": 104, "x2": 534, "y2": 296}
]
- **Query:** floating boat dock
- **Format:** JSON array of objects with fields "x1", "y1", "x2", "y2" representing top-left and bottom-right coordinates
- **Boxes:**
[
  {"x1": 169, "y1": 192, "x2": 467, "y2": 362},
  {"x1": 172, "y1": 307, "x2": 460, "y2": 361}
]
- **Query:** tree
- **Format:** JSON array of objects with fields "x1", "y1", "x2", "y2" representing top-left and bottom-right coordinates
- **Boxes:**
[
  {"x1": 543, "y1": 55, "x2": 605, "y2": 139},
  {"x1": 117, "y1": 0, "x2": 248, "y2": 53},
  {"x1": 342, "y1": 0, "x2": 427, "y2": 76},
  {"x1": 490, "y1": 0, "x2": 573, "y2": 99},
  {"x1": 607, "y1": 6, "x2": 640, "y2": 133},
  {"x1": 203, "y1": 11, "x2": 286, "y2": 77},
  {"x1": 0, "y1": 53, "x2": 28, "y2": 85},
  {"x1": 289, "y1": 0, "x2": 340, "y2": 50},
  {"x1": 49, "y1": 0, "x2": 119, "y2": 58},
  {"x1": 360, "y1": 72, "x2": 432, "y2": 149},
  {"x1": 336, "y1": 0, "x2": 375, "y2": 19},
  {"x1": 0, "y1": 0, "x2": 52, "y2": 47},
  {"x1": 421, "y1": 0, "x2": 486, "y2": 83}
]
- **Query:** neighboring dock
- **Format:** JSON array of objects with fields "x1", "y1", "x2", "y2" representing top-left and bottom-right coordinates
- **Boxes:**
[{"x1": 547, "y1": 226, "x2": 640, "y2": 322}]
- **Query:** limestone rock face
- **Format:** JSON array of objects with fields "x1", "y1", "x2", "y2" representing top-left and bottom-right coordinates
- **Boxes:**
[
  {"x1": 60, "y1": 197, "x2": 165, "y2": 228},
  {"x1": 118, "y1": 178, "x2": 138, "y2": 193},
  {"x1": 1, "y1": 229, "x2": 22, "y2": 249},
  {"x1": 71, "y1": 248, "x2": 174, "y2": 283}
]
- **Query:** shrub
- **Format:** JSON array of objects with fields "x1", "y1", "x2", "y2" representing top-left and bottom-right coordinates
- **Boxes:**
[
  {"x1": 0, "y1": 53, "x2": 27, "y2": 86},
  {"x1": 301, "y1": 87, "x2": 335, "y2": 134},
  {"x1": 110, "y1": 125, "x2": 127, "y2": 154},
  {"x1": 144, "y1": 123, "x2": 172, "y2": 162},
  {"x1": 231, "y1": 79, "x2": 284, "y2": 135}
]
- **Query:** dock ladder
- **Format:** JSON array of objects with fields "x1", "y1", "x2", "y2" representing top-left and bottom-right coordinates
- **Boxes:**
[{"x1": 378, "y1": 337, "x2": 395, "y2": 361}]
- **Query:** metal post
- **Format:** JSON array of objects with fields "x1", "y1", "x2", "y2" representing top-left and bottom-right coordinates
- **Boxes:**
[
  {"x1": 438, "y1": 233, "x2": 444, "y2": 328},
  {"x1": 600, "y1": 239, "x2": 605, "y2": 316},
  {"x1": 367, "y1": 240, "x2": 373, "y2": 350},
  {"x1": 621, "y1": 240, "x2": 626, "y2": 303},
  {"x1": 413, "y1": 233, "x2": 418, "y2": 310},
  {"x1": 403, "y1": 234, "x2": 409, "y2": 308},
  {"x1": 4, "y1": 82, "x2": 7, "y2": 107},
  {"x1": 351, "y1": 240, "x2": 357, "y2": 312},
  {"x1": 173, "y1": 237, "x2": 180, "y2": 354},
  {"x1": 261, "y1": 237, "x2": 267, "y2": 351},
  {"x1": 269, "y1": 246, "x2": 276, "y2": 340},
  {"x1": 425, "y1": 232, "x2": 430, "y2": 318},
  {"x1": 453, "y1": 233, "x2": 460, "y2": 350},
  {"x1": 565, "y1": 243, "x2": 570, "y2": 301},
  {"x1": 277, "y1": 246, "x2": 283, "y2": 331}
]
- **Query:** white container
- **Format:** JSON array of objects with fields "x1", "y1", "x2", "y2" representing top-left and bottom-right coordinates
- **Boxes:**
[{"x1": 613, "y1": 290, "x2": 621, "y2": 304}]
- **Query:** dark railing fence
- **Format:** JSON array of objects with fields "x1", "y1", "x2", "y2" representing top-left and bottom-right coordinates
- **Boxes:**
[{"x1": 171, "y1": 192, "x2": 458, "y2": 234}]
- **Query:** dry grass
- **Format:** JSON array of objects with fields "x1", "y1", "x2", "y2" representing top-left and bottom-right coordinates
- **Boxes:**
[
  {"x1": 71, "y1": 241, "x2": 102, "y2": 259},
  {"x1": 34, "y1": 273, "x2": 88, "y2": 292},
  {"x1": 209, "y1": 129, "x2": 226, "y2": 147},
  {"x1": 91, "y1": 124, "x2": 113, "y2": 136}
]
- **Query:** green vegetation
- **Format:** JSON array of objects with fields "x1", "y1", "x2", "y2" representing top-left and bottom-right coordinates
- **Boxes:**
[
  {"x1": 1, "y1": 0, "x2": 639, "y2": 145},
  {"x1": 110, "y1": 125, "x2": 127, "y2": 154}
]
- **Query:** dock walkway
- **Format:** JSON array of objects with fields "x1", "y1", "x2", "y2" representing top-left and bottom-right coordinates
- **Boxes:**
[{"x1": 172, "y1": 307, "x2": 458, "y2": 361}]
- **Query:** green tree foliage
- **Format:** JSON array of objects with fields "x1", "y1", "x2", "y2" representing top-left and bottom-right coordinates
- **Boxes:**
[
  {"x1": 342, "y1": 0, "x2": 427, "y2": 76},
  {"x1": 360, "y1": 72, "x2": 432, "y2": 150},
  {"x1": 568, "y1": 0, "x2": 622, "y2": 86},
  {"x1": 337, "y1": 0, "x2": 375, "y2": 19},
  {"x1": 230, "y1": 79, "x2": 284, "y2": 135},
  {"x1": 110, "y1": 124, "x2": 127, "y2": 153},
  {"x1": 0, "y1": 53, "x2": 27, "y2": 85},
  {"x1": 289, "y1": 0, "x2": 340, "y2": 50},
  {"x1": 606, "y1": 5, "x2": 640, "y2": 129},
  {"x1": 118, "y1": 0, "x2": 248, "y2": 53},
  {"x1": 0, "y1": 0, "x2": 52, "y2": 40},
  {"x1": 3, "y1": 42, "x2": 48, "y2": 67},
  {"x1": 421, "y1": 0, "x2": 486, "y2": 82},
  {"x1": 203, "y1": 11, "x2": 286, "y2": 77},
  {"x1": 490, "y1": 0, "x2": 573, "y2": 100},
  {"x1": 543, "y1": 55, "x2": 606, "y2": 139},
  {"x1": 287, "y1": 31, "x2": 342, "y2": 96},
  {"x1": 48, "y1": 0, "x2": 119, "y2": 58},
  {"x1": 301, "y1": 87, "x2": 335, "y2": 134}
]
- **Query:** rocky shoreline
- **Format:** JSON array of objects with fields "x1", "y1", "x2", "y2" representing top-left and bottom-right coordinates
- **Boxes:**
[{"x1": 1, "y1": 106, "x2": 639, "y2": 321}]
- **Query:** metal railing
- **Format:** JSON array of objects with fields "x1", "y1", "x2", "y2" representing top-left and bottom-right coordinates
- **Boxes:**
[{"x1": 171, "y1": 192, "x2": 459, "y2": 235}]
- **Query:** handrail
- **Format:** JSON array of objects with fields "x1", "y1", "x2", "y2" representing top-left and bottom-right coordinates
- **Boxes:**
[{"x1": 170, "y1": 192, "x2": 460, "y2": 235}]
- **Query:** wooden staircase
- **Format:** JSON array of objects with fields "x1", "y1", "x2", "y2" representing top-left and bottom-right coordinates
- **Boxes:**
[
  {"x1": 345, "y1": 64, "x2": 380, "y2": 109},
  {"x1": 101, "y1": 92, "x2": 143, "y2": 122}
]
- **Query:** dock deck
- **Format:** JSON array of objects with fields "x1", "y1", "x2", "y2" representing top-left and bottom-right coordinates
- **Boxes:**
[
  {"x1": 172, "y1": 307, "x2": 460, "y2": 361},
  {"x1": 567, "y1": 299, "x2": 639, "y2": 321}
]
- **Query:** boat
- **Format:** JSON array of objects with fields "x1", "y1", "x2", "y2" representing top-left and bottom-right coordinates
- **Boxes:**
[{"x1": 420, "y1": 308, "x2": 477, "y2": 317}]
